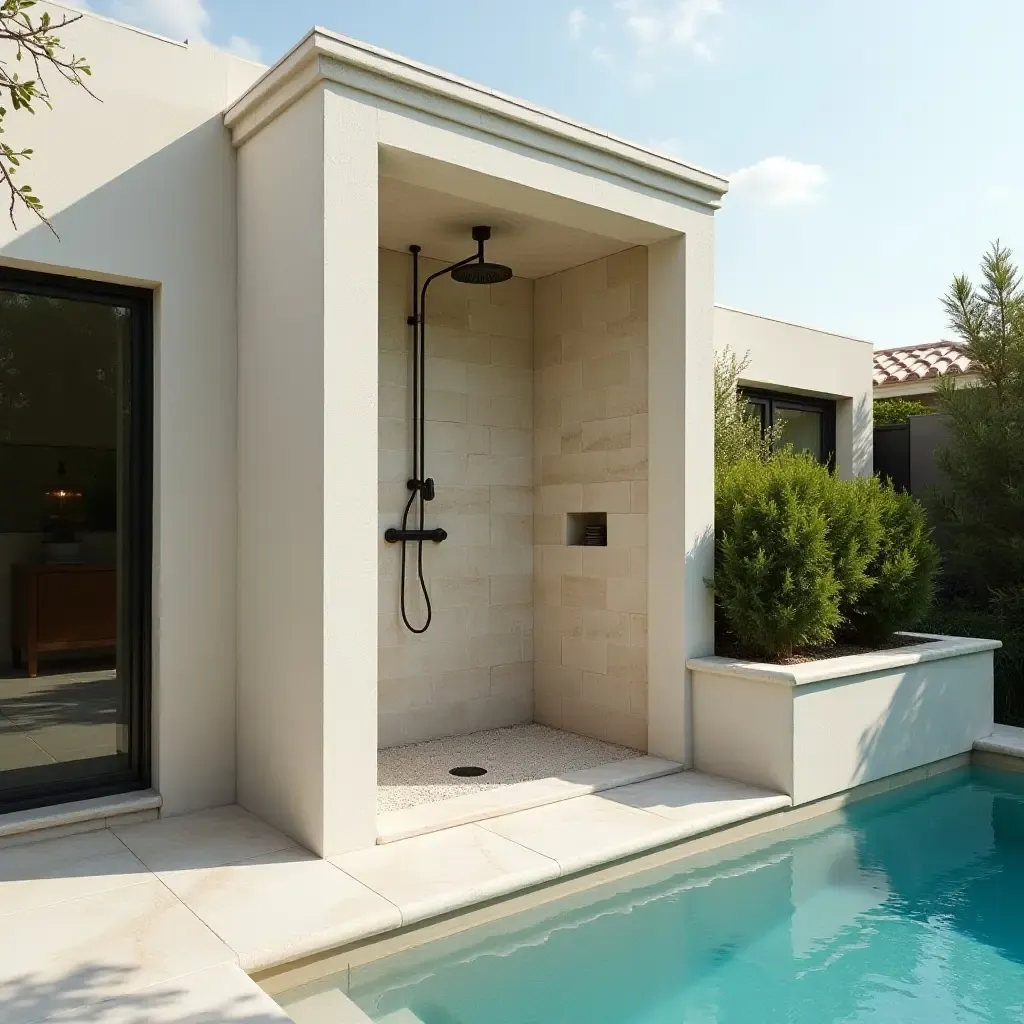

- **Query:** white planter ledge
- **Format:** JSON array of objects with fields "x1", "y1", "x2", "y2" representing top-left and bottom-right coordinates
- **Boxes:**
[{"x1": 687, "y1": 633, "x2": 1000, "y2": 805}]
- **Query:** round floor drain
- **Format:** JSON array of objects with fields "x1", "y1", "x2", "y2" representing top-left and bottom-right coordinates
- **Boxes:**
[{"x1": 449, "y1": 765, "x2": 487, "y2": 778}]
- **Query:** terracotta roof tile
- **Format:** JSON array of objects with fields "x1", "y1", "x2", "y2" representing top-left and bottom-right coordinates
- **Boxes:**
[{"x1": 873, "y1": 342, "x2": 977, "y2": 386}]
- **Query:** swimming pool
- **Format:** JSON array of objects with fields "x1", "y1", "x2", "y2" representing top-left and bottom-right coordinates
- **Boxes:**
[{"x1": 280, "y1": 768, "x2": 1024, "y2": 1023}]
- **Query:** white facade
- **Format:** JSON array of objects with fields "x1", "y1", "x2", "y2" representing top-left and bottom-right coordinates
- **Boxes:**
[
  {"x1": 0, "y1": 10, "x2": 263, "y2": 816},
  {"x1": 0, "y1": 9, "x2": 881, "y2": 855}
]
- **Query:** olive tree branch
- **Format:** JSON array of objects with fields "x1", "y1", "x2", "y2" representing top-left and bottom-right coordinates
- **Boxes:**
[{"x1": 0, "y1": 0, "x2": 95, "y2": 235}]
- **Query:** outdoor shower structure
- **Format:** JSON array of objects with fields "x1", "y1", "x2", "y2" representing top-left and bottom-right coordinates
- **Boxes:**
[
  {"x1": 384, "y1": 227, "x2": 514, "y2": 634},
  {"x1": 233, "y1": 37, "x2": 721, "y2": 856}
]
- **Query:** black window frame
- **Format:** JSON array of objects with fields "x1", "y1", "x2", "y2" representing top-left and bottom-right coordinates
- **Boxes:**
[
  {"x1": 0, "y1": 264, "x2": 152, "y2": 813},
  {"x1": 742, "y1": 388, "x2": 837, "y2": 470}
]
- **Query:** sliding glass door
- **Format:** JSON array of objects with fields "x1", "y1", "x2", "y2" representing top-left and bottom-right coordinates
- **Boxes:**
[{"x1": 0, "y1": 268, "x2": 151, "y2": 812}]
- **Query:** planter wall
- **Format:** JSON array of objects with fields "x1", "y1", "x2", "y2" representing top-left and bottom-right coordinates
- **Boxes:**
[{"x1": 688, "y1": 633, "x2": 999, "y2": 805}]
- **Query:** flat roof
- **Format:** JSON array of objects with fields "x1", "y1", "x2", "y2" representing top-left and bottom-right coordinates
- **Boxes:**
[{"x1": 224, "y1": 27, "x2": 729, "y2": 209}]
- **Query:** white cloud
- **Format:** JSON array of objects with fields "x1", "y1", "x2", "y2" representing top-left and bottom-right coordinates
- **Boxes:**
[
  {"x1": 591, "y1": 45, "x2": 615, "y2": 65},
  {"x1": 613, "y1": 0, "x2": 723, "y2": 60},
  {"x1": 109, "y1": 0, "x2": 209, "y2": 39},
  {"x1": 568, "y1": 7, "x2": 589, "y2": 38},
  {"x1": 729, "y1": 156, "x2": 828, "y2": 207},
  {"x1": 225, "y1": 34, "x2": 261, "y2": 61},
  {"x1": 108, "y1": 0, "x2": 259, "y2": 59}
]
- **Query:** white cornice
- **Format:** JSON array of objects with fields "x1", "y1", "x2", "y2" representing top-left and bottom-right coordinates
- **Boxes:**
[{"x1": 223, "y1": 28, "x2": 729, "y2": 211}]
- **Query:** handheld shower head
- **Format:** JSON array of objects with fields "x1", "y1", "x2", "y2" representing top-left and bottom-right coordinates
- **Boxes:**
[{"x1": 450, "y1": 225, "x2": 513, "y2": 285}]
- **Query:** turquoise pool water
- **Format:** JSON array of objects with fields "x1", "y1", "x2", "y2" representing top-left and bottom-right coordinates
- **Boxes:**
[{"x1": 284, "y1": 769, "x2": 1024, "y2": 1023}]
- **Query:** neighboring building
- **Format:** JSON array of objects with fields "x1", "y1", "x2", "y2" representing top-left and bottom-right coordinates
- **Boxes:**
[
  {"x1": 716, "y1": 306, "x2": 873, "y2": 475},
  {"x1": 873, "y1": 342, "x2": 979, "y2": 406},
  {"x1": 872, "y1": 343, "x2": 973, "y2": 495},
  {"x1": 0, "y1": 8, "x2": 874, "y2": 855}
]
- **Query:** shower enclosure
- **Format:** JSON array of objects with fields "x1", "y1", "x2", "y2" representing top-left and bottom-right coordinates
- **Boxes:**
[{"x1": 377, "y1": 226, "x2": 651, "y2": 759}]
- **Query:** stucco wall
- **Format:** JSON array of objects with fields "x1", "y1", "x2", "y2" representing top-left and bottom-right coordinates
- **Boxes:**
[
  {"x1": 377, "y1": 249, "x2": 534, "y2": 747},
  {"x1": 0, "y1": 8, "x2": 262, "y2": 814},
  {"x1": 236, "y1": 86, "x2": 333, "y2": 847},
  {"x1": 713, "y1": 305, "x2": 874, "y2": 479},
  {"x1": 533, "y1": 248, "x2": 649, "y2": 751}
]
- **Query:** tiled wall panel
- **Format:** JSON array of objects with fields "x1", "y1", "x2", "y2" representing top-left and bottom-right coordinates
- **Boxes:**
[
  {"x1": 532, "y1": 248, "x2": 649, "y2": 750},
  {"x1": 377, "y1": 249, "x2": 534, "y2": 746}
]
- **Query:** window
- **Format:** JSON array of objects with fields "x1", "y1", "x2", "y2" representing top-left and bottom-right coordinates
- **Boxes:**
[{"x1": 743, "y1": 389, "x2": 837, "y2": 468}]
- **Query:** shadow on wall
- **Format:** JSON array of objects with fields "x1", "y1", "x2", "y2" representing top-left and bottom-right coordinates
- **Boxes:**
[
  {"x1": 0, "y1": 965, "x2": 285, "y2": 1023},
  {"x1": 852, "y1": 666, "x2": 971, "y2": 789},
  {"x1": 0, "y1": 115, "x2": 233, "y2": 273},
  {"x1": 852, "y1": 394, "x2": 873, "y2": 477}
]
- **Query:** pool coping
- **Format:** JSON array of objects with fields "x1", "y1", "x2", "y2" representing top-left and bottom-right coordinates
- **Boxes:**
[
  {"x1": 259, "y1": 749, "x2": 979, "y2": 1000},
  {"x1": 0, "y1": 769, "x2": 785, "y2": 1024},
  {"x1": 4, "y1": 736, "x2": 1020, "y2": 1024}
]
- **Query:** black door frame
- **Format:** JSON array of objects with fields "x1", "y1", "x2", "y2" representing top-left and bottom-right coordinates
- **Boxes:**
[
  {"x1": 743, "y1": 387, "x2": 838, "y2": 470},
  {"x1": 0, "y1": 265, "x2": 152, "y2": 812}
]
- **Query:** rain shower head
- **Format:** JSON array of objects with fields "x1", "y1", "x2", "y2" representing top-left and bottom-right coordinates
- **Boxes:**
[
  {"x1": 451, "y1": 261, "x2": 513, "y2": 285},
  {"x1": 450, "y1": 225, "x2": 513, "y2": 285}
]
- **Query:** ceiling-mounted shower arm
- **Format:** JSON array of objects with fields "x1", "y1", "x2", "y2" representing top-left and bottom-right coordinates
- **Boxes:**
[{"x1": 415, "y1": 252, "x2": 480, "y2": 324}]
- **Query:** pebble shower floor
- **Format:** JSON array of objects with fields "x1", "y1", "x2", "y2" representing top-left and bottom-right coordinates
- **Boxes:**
[{"x1": 281, "y1": 767, "x2": 1024, "y2": 1023}]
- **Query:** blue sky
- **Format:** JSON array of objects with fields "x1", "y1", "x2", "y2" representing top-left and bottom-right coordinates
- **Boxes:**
[{"x1": 74, "y1": 0, "x2": 1024, "y2": 347}]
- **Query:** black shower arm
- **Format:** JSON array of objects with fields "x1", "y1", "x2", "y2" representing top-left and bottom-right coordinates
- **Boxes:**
[{"x1": 416, "y1": 250, "x2": 482, "y2": 319}]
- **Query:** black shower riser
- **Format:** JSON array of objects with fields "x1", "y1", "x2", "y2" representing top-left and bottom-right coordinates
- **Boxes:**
[{"x1": 385, "y1": 226, "x2": 512, "y2": 634}]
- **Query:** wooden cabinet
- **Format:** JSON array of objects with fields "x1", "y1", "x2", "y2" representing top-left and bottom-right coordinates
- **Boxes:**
[{"x1": 11, "y1": 564, "x2": 117, "y2": 677}]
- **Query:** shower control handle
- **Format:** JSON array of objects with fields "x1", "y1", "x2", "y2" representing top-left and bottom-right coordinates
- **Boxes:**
[{"x1": 384, "y1": 527, "x2": 448, "y2": 544}]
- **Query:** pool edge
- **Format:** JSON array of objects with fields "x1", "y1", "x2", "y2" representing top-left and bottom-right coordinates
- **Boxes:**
[{"x1": 257, "y1": 750, "x2": 972, "y2": 999}]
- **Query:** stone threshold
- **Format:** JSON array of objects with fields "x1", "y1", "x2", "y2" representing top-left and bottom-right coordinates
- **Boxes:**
[
  {"x1": 376, "y1": 755, "x2": 682, "y2": 843},
  {"x1": 0, "y1": 788, "x2": 161, "y2": 849}
]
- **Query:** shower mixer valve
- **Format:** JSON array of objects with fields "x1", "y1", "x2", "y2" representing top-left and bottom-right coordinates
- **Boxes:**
[{"x1": 407, "y1": 477, "x2": 436, "y2": 501}]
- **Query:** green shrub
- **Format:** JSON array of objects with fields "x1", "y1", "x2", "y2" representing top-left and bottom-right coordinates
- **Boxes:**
[
  {"x1": 815, "y1": 473, "x2": 884, "y2": 621},
  {"x1": 715, "y1": 453, "x2": 842, "y2": 660},
  {"x1": 714, "y1": 453, "x2": 940, "y2": 660},
  {"x1": 873, "y1": 398, "x2": 933, "y2": 427},
  {"x1": 847, "y1": 483, "x2": 939, "y2": 643}
]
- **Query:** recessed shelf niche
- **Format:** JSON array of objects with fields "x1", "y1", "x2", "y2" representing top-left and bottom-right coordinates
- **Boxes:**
[{"x1": 566, "y1": 511, "x2": 607, "y2": 547}]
